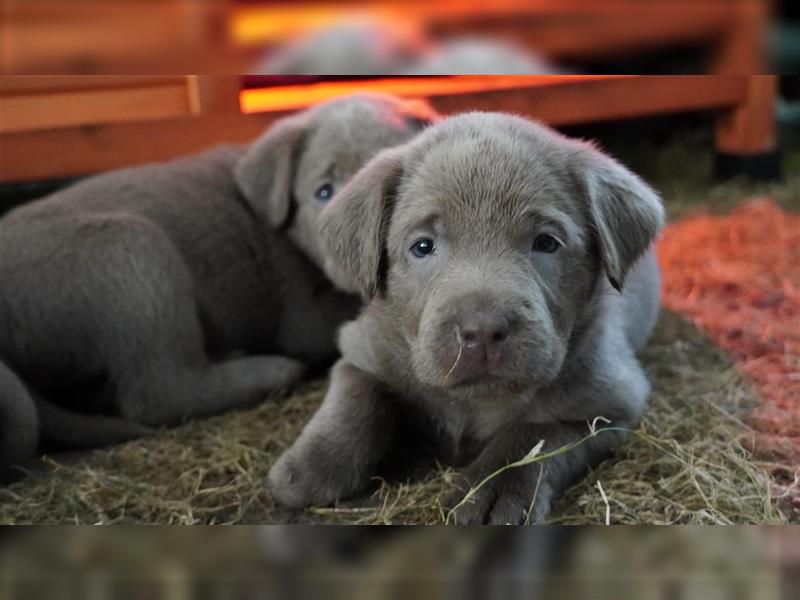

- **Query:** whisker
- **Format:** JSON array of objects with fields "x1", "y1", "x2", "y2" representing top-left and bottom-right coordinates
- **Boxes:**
[{"x1": 444, "y1": 331, "x2": 464, "y2": 382}]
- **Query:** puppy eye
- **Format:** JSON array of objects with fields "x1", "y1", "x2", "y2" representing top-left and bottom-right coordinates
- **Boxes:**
[
  {"x1": 532, "y1": 234, "x2": 561, "y2": 253},
  {"x1": 314, "y1": 183, "x2": 334, "y2": 202},
  {"x1": 410, "y1": 238, "x2": 436, "y2": 258}
]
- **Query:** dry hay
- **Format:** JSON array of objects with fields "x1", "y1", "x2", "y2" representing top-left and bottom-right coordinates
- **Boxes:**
[{"x1": 0, "y1": 311, "x2": 787, "y2": 525}]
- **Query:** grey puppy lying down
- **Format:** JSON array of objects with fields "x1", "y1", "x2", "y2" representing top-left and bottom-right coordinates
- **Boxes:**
[
  {"x1": 269, "y1": 112, "x2": 665, "y2": 524},
  {"x1": 0, "y1": 93, "x2": 438, "y2": 477}
]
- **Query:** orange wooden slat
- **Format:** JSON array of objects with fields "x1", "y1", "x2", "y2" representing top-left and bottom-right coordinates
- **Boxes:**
[
  {"x1": 240, "y1": 75, "x2": 746, "y2": 125},
  {"x1": 428, "y1": 76, "x2": 747, "y2": 126},
  {"x1": 715, "y1": 75, "x2": 777, "y2": 154},
  {"x1": 0, "y1": 83, "x2": 193, "y2": 133},
  {"x1": 0, "y1": 76, "x2": 751, "y2": 183},
  {"x1": 240, "y1": 75, "x2": 632, "y2": 114},
  {"x1": 0, "y1": 113, "x2": 280, "y2": 183},
  {"x1": 0, "y1": 76, "x2": 187, "y2": 96}
]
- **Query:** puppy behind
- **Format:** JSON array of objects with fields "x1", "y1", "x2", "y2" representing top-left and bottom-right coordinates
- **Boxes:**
[
  {"x1": 269, "y1": 112, "x2": 664, "y2": 523},
  {"x1": 0, "y1": 93, "x2": 439, "y2": 477}
]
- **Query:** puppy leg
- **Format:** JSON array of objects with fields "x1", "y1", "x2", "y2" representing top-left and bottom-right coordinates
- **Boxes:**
[
  {"x1": 110, "y1": 286, "x2": 307, "y2": 426},
  {"x1": 447, "y1": 421, "x2": 628, "y2": 525},
  {"x1": 34, "y1": 395, "x2": 155, "y2": 449},
  {"x1": 0, "y1": 360, "x2": 38, "y2": 481},
  {"x1": 268, "y1": 360, "x2": 394, "y2": 508},
  {"x1": 121, "y1": 354, "x2": 306, "y2": 427}
]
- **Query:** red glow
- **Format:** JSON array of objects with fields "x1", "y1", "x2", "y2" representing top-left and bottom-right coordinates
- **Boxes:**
[{"x1": 659, "y1": 199, "x2": 800, "y2": 474}]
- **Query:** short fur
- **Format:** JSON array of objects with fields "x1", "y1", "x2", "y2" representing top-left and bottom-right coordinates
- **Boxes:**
[
  {"x1": 0, "y1": 93, "x2": 438, "y2": 477},
  {"x1": 269, "y1": 112, "x2": 664, "y2": 523}
]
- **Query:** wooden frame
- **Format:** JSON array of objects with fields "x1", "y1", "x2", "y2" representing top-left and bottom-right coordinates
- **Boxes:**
[
  {"x1": 0, "y1": 1, "x2": 775, "y2": 183},
  {"x1": 1, "y1": 79, "x2": 192, "y2": 134},
  {"x1": 0, "y1": 75, "x2": 776, "y2": 184},
  {"x1": 230, "y1": 0, "x2": 769, "y2": 72}
]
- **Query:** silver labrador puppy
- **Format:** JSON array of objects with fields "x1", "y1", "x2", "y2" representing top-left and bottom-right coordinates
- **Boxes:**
[
  {"x1": 0, "y1": 93, "x2": 438, "y2": 477},
  {"x1": 269, "y1": 112, "x2": 664, "y2": 524}
]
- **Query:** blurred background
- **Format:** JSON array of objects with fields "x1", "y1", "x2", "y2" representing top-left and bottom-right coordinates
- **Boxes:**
[
  {"x1": 1, "y1": 0, "x2": 798, "y2": 75},
  {"x1": 2, "y1": 0, "x2": 798, "y2": 203},
  {"x1": 1, "y1": 73, "x2": 796, "y2": 209}
]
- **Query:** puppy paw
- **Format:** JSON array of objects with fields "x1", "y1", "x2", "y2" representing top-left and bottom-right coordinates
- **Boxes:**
[
  {"x1": 260, "y1": 356, "x2": 307, "y2": 391},
  {"x1": 445, "y1": 467, "x2": 553, "y2": 525},
  {"x1": 268, "y1": 447, "x2": 347, "y2": 509}
]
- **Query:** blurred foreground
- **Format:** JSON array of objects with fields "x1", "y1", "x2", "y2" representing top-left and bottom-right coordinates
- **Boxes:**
[{"x1": 0, "y1": 527, "x2": 796, "y2": 599}]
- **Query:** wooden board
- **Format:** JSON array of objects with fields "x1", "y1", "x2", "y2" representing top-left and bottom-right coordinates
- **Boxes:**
[
  {"x1": 0, "y1": 112, "x2": 281, "y2": 183},
  {"x1": 0, "y1": 75, "x2": 752, "y2": 183},
  {"x1": 1, "y1": 82, "x2": 193, "y2": 133}
]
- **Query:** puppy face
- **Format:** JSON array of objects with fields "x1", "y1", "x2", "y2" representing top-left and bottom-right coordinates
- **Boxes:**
[
  {"x1": 236, "y1": 93, "x2": 439, "y2": 288},
  {"x1": 320, "y1": 113, "x2": 663, "y2": 400},
  {"x1": 387, "y1": 121, "x2": 593, "y2": 396}
]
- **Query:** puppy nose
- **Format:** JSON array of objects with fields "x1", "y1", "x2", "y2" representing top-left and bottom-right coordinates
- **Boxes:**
[{"x1": 460, "y1": 312, "x2": 510, "y2": 352}]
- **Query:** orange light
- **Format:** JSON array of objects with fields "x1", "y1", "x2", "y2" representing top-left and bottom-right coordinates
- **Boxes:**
[
  {"x1": 231, "y1": 7, "x2": 349, "y2": 45},
  {"x1": 239, "y1": 75, "x2": 632, "y2": 114},
  {"x1": 228, "y1": 2, "x2": 673, "y2": 46}
]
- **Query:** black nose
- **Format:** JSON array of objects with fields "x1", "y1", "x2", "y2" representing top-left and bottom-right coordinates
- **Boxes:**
[{"x1": 459, "y1": 311, "x2": 511, "y2": 355}]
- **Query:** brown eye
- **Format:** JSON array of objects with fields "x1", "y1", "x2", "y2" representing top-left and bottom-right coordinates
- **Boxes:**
[{"x1": 532, "y1": 234, "x2": 560, "y2": 253}]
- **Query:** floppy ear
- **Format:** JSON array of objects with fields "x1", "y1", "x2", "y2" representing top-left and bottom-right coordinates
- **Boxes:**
[
  {"x1": 235, "y1": 113, "x2": 308, "y2": 228},
  {"x1": 579, "y1": 145, "x2": 665, "y2": 291},
  {"x1": 317, "y1": 148, "x2": 405, "y2": 299}
]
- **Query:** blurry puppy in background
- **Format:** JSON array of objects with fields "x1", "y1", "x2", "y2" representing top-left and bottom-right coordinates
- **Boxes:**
[
  {"x1": 269, "y1": 112, "x2": 664, "y2": 524},
  {"x1": 0, "y1": 93, "x2": 439, "y2": 478},
  {"x1": 260, "y1": 18, "x2": 554, "y2": 75}
]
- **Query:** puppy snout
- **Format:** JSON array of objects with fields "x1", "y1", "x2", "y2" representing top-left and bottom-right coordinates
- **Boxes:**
[
  {"x1": 459, "y1": 312, "x2": 510, "y2": 357},
  {"x1": 451, "y1": 305, "x2": 516, "y2": 375},
  {"x1": 426, "y1": 290, "x2": 532, "y2": 387}
]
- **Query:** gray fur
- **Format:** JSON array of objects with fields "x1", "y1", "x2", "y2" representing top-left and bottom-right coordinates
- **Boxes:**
[
  {"x1": 260, "y1": 21, "x2": 554, "y2": 76},
  {"x1": 269, "y1": 112, "x2": 664, "y2": 523},
  {"x1": 0, "y1": 93, "x2": 438, "y2": 477}
]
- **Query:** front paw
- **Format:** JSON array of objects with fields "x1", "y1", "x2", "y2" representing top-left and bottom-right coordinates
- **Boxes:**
[
  {"x1": 268, "y1": 445, "x2": 362, "y2": 509},
  {"x1": 445, "y1": 466, "x2": 553, "y2": 525},
  {"x1": 262, "y1": 356, "x2": 307, "y2": 390},
  {"x1": 268, "y1": 449, "x2": 327, "y2": 508}
]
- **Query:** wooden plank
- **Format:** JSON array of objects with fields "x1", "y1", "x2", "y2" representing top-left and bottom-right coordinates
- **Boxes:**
[
  {"x1": 710, "y1": 0, "x2": 769, "y2": 75},
  {"x1": 0, "y1": 76, "x2": 749, "y2": 183},
  {"x1": 186, "y1": 76, "x2": 242, "y2": 115},
  {"x1": 715, "y1": 75, "x2": 777, "y2": 154},
  {"x1": 230, "y1": 1, "x2": 733, "y2": 47},
  {"x1": 241, "y1": 75, "x2": 746, "y2": 125},
  {"x1": 240, "y1": 75, "x2": 633, "y2": 114},
  {"x1": 475, "y1": 15, "x2": 730, "y2": 62},
  {"x1": 0, "y1": 83, "x2": 193, "y2": 133},
  {"x1": 0, "y1": 113, "x2": 282, "y2": 183},
  {"x1": 427, "y1": 76, "x2": 747, "y2": 126},
  {"x1": 0, "y1": 76, "x2": 186, "y2": 95},
  {"x1": 1, "y1": 1, "x2": 199, "y2": 74}
]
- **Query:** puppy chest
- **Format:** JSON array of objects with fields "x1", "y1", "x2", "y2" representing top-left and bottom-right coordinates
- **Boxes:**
[{"x1": 429, "y1": 397, "x2": 526, "y2": 463}]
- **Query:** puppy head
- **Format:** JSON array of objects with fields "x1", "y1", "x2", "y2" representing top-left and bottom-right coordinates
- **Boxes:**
[
  {"x1": 319, "y1": 112, "x2": 663, "y2": 399},
  {"x1": 235, "y1": 93, "x2": 439, "y2": 285}
]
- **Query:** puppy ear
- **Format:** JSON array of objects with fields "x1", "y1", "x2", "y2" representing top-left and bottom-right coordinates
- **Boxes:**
[
  {"x1": 235, "y1": 113, "x2": 307, "y2": 228},
  {"x1": 397, "y1": 98, "x2": 443, "y2": 130},
  {"x1": 579, "y1": 145, "x2": 665, "y2": 291},
  {"x1": 318, "y1": 148, "x2": 404, "y2": 299}
]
